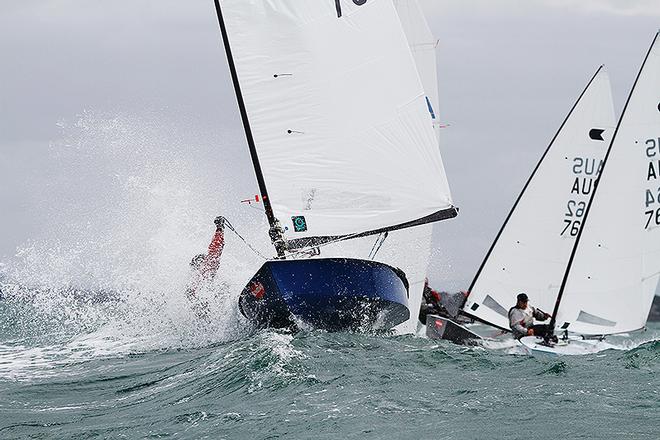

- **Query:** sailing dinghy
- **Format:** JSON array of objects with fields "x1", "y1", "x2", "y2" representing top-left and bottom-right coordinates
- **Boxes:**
[
  {"x1": 520, "y1": 31, "x2": 660, "y2": 355},
  {"x1": 462, "y1": 66, "x2": 616, "y2": 334},
  {"x1": 213, "y1": 0, "x2": 457, "y2": 331}
]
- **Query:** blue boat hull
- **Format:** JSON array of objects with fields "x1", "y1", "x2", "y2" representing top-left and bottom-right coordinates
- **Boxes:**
[{"x1": 238, "y1": 258, "x2": 410, "y2": 331}]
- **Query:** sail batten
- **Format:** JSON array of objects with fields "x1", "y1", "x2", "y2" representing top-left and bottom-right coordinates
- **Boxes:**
[{"x1": 217, "y1": 0, "x2": 455, "y2": 246}]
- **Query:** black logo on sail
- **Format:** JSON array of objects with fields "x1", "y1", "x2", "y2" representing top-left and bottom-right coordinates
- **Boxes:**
[
  {"x1": 589, "y1": 128, "x2": 605, "y2": 141},
  {"x1": 336, "y1": 0, "x2": 368, "y2": 18}
]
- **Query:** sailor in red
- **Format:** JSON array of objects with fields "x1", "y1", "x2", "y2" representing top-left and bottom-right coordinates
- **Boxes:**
[
  {"x1": 186, "y1": 216, "x2": 226, "y2": 312},
  {"x1": 200, "y1": 216, "x2": 226, "y2": 283}
]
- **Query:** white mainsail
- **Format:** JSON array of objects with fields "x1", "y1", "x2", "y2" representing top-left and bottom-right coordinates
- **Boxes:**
[
  {"x1": 464, "y1": 67, "x2": 616, "y2": 330},
  {"x1": 553, "y1": 33, "x2": 660, "y2": 335},
  {"x1": 217, "y1": 0, "x2": 455, "y2": 244}
]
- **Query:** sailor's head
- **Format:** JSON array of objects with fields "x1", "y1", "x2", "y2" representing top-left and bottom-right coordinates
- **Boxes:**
[{"x1": 516, "y1": 292, "x2": 529, "y2": 308}]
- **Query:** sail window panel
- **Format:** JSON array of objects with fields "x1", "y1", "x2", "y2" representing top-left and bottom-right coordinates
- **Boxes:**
[
  {"x1": 221, "y1": 0, "x2": 453, "y2": 240},
  {"x1": 576, "y1": 311, "x2": 616, "y2": 327},
  {"x1": 482, "y1": 295, "x2": 508, "y2": 318},
  {"x1": 556, "y1": 254, "x2": 640, "y2": 335}
]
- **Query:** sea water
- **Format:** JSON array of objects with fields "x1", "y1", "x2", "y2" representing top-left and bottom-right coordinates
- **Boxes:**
[
  {"x1": 0, "y1": 290, "x2": 657, "y2": 439},
  {"x1": 0, "y1": 113, "x2": 658, "y2": 439}
]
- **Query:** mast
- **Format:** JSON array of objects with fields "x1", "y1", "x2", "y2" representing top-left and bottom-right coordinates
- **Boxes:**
[
  {"x1": 549, "y1": 32, "x2": 660, "y2": 331},
  {"x1": 212, "y1": 0, "x2": 284, "y2": 257},
  {"x1": 462, "y1": 66, "x2": 606, "y2": 327}
]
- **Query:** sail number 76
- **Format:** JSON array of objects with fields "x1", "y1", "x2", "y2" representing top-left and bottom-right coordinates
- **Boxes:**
[
  {"x1": 645, "y1": 208, "x2": 660, "y2": 229},
  {"x1": 561, "y1": 200, "x2": 585, "y2": 236}
]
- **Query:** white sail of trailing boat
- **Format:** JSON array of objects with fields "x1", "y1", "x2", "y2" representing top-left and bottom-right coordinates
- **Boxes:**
[
  {"x1": 393, "y1": 0, "x2": 442, "y2": 138},
  {"x1": 546, "y1": 32, "x2": 660, "y2": 337},
  {"x1": 463, "y1": 67, "x2": 616, "y2": 331},
  {"x1": 213, "y1": 0, "x2": 456, "y2": 333}
]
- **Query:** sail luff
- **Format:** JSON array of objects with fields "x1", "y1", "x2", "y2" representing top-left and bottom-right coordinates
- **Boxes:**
[
  {"x1": 550, "y1": 31, "x2": 660, "y2": 334},
  {"x1": 463, "y1": 66, "x2": 609, "y2": 330},
  {"x1": 212, "y1": 0, "x2": 282, "y2": 255}
]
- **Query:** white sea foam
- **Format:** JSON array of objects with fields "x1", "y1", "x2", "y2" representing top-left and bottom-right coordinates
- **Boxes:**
[{"x1": 247, "y1": 331, "x2": 309, "y2": 393}]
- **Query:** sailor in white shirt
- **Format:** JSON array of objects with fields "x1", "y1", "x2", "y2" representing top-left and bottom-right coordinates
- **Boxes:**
[{"x1": 508, "y1": 293, "x2": 551, "y2": 339}]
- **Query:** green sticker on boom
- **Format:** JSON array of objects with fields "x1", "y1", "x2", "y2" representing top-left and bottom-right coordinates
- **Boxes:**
[{"x1": 292, "y1": 216, "x2": 307, "y2": 232}]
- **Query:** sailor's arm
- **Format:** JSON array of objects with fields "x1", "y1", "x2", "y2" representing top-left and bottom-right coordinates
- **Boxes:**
[
  {"x1": 200, "y1": 216, "x2": 226, "y2": 280},
  {"x1": 532, "y1": 307, "x2": 550, "y2": 321}
]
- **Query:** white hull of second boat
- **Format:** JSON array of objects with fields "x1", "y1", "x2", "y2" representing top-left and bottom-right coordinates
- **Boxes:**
[{"x1": 519, "y1": 335, "x2": 616, "y2": 356}]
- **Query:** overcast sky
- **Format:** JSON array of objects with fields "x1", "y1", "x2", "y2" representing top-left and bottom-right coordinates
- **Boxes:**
[{"x1": 0, "y1": 1, "x2": 658, "y2": 288}]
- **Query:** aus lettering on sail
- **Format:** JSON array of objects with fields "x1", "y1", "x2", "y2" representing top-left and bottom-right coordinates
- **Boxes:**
[
  {"x1": 335, "y1": 0, "x2": 368, "y2": 18},
  {"x1": 644, "y1": 137, "x2": 660, "y2": 229},
  {"x1": 562, "y1": 157, "x2": 603, "y2": 237}
]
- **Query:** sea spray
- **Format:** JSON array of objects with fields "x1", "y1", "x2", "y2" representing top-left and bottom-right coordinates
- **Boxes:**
[{"x1": 1, "y1": 110, "x2": 270, "y2": 360}]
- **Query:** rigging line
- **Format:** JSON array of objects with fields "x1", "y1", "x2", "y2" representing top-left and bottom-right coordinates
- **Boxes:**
[
  {"x1": 368, "y1": 232, "x2": 388, "y2": 260},
  {"x1": 368, "y1": 233, "x2": 383, "y2": 260},
  {"x1": 224, "y1": 219, "x2": 270, "y2": 260}
]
